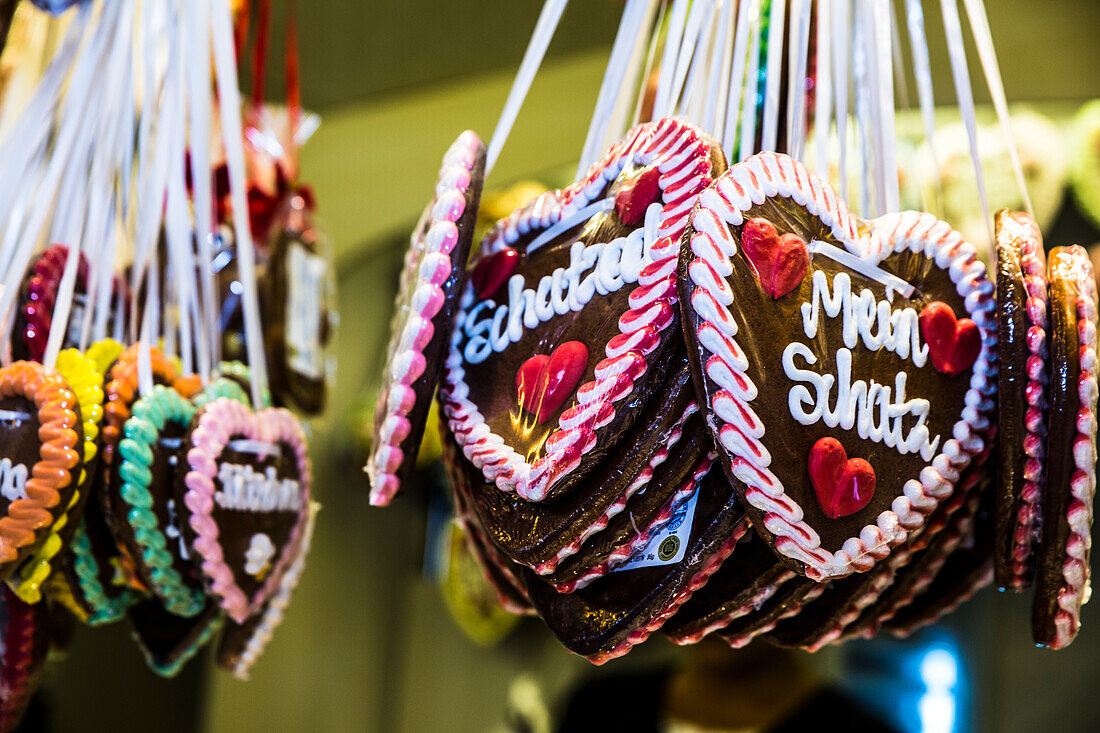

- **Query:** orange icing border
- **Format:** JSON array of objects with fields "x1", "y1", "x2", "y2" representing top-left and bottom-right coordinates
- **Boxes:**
[{"x1": 0, "y1": 362, "x2": 81, "y2": 570}]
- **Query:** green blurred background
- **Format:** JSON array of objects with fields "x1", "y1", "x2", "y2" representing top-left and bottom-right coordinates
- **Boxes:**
[{"x1": 36, "y1": 1, "x2": 1100, "y2": 732}]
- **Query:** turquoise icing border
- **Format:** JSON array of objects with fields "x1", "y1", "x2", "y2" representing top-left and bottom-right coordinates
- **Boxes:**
[
  {"x1": 214, "y1": 361, "x2": 272, "y2": 407},
  {"x1": 137, "y1": 609, "x2": 225, "y2": 678},
  {"x1": 119, "y1": 380, "x2": 249, "y2": 617},
  {"x1": 69, "y1": 525, "x2": 132, "y2": 625}
]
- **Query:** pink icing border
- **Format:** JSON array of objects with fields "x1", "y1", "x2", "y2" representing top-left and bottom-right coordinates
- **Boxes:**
[
  {"x1": 888, "y1": 562, "x2": 994, "y2": 639},
  {"x1": 683, "y1": 151, "x2": 996, "y2": 581},
  {"x1": 721, "y1": 583, "x2": 829, "y2": 650},
  {"x1": 367, "y1": 130, "x2": 483, "y2": 506},
  {"x1": 532, "y1": 402, "x2": 697, "y2": 575},
  {"x1": 552, "y1": 454, "x2": 714, "y2": 593},
  {"x1": 998, "y1": 213, "x2": 1049, "y2": 590},
  {"x1": 442, "y1": 118, "x2": 719, "y2": 502},
  {"x1": 1047, "y1": 245, "x2": 1099, "y2": 649},
  {"x1": 587, "y1": 515, "x2": 751, "y2": 665},
  {"x1": 667, "y1": 568, "x2": 796, "y2": 646},
  {"x1": 184, "y1": 397, "x2": 312, "y2": 624}
]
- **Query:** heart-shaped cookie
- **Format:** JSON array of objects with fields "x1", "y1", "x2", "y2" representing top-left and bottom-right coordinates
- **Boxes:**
[
  {"x1": 366, "y1": 131, "x2": 486, "y2": 506},
  {"x1": 127, "y1": 597, "x2": 224, "y2": 678},
  {"x1": 181, "y1": 397, "x2": 311, "y2": 623},
  {"x1": 12, "y1": 244, "x2": 89, "y2": 363},
  {"x1": 0, "y1": 586, "x2": 49, "y2": 733},
  {"x1": 8, "y1": 348, "x2": 103, "y2": 604},
  {"x1": 443, "y1": 118, "x2": 725, "y2": 502},
  {"x1": 0, "y1": 361, "x2": 82, "y2": 581},
  {"x1": 680, "y1": 151, "x2": 996, "y2": 580},
  {"x1": 114, "y1": 379, "x2": 249, "y2": 617}
]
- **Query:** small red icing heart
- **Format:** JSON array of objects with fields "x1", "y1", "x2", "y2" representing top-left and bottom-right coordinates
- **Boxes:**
[
  {"x1": 808, "y1": 437, "x2": 876, "y2": 519},
  {"x1": 515, "y1": 341, "x2": 589, "y2": 424},
  {"x1": 739, "y1": 218, "x2": 809, "y2": 299},
  {"x1": 469, "y1": 247, "x2": 519, "y2": 300},
  {"x1": 614, "y1": 166, "x2": 662, "y2": 226},
  {"x1": 919, "y1": 301, "x2": 980, "y2": 375}
]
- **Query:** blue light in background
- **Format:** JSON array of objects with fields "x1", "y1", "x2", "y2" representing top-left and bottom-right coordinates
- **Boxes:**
[{"x1": 918, "y1": 646, "x2": 960, "y2": 733}]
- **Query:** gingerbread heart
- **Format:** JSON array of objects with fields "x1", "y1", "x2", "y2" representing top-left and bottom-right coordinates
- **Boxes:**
[
  {"x1": 0, "y1": 586, "x2": 49, "y2": 733},
  {"x1": 443, "y1": 118, "x2": 725, "y2": 502},
  {"x1": 680, "y1": 151, "x2": 996, "y2": 580},
  {"x1": 181, "y1": 397, "x2": 311, "y2": 623},
  {"x1": 0, "y1": 362, "x2": 82, "y2": 581},
  {"x1": 114, "y1": 379, "x2": 249, "y2": 617},
  {"x1": 127, "y1": 597, "x2": 224, "y2": 678}
]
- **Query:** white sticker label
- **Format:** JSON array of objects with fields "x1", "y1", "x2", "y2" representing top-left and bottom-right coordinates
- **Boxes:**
[
  {"x1": 286, "y1": 242, "x2": 326, "y2": 380},
  {"x1": 611, "y1": 489, "x2": 699, "y2": 572}
]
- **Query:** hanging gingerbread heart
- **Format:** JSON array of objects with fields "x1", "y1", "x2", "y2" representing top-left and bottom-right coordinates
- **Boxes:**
[
  {"x1": 367, "y1": 130, "x2": 485, "y2": 505},
  {"x1": 8, "y1": 348, "x2": 104, "y2": 604},
  {"x1": 442, "y1": 118, "x2": 725, "y2": 502},
  {"x1": 0, "y1": 361, "x2": 83, "y2": 581},
  {"x1": 12, "y1": 244, "x2": 89, "y2": 363},
  {"x1": 113, "y1": 380, "x2": 249, "y2": 617},
  {"x1": 100, "y1": 344, "x2": 201, "y2": 591},
  {"x1": 680, "y1": 151, "x2": 996, "y2": 580},
  {"x1": 0, "y1": 586, "x2": 50, "y2": 733},
  {"x1": 180, "y1": 397, "x2": 311, "y2": 624},
  {"x1": 126, "y1": 597, "x2": 224, "y2": 678}
]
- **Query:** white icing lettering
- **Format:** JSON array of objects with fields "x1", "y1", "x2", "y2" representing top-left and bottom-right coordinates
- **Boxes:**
[
  {"x1": 783, "y1": 344, "x2": 942, "y2": 461},
  {"x1": 0, "y1": 458, "x2": 28, "y2": 503},
  {"x1": 215, "y1": 463, "x2": 302, "y2": 513},
  {"x1": 462, "y1": 202, "x2": 663, "y2": 364}
]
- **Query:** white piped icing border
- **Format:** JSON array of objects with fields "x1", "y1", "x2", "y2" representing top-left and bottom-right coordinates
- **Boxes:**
[
  {"x1": 367, "y1": 130, "x2": 483, "y2": 506},
  {"x1": 552, "y1": 453, "x2": 714, "y2": 593},
  {"x1": 684, "y1": 151, "x2": 996, "y2": 581},
  {"x1": 1049, "y1": 245, "x2": 1098, "y2": 649},
  {"x1": 228, "y1": 502, "x2": 320, "y2": 680},
  {"x1": 997, "y1": 212, "x2": 1049, "y2": 590},
  {"x1": 442, "y1": 118, "x2": 719, "y2": 502},
  {"x1": 533, "y1": 403, "x2": 698, "y2": 576}
]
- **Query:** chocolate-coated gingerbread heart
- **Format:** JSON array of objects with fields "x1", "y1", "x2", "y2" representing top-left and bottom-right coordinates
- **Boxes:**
[
  {"x1": 680, "y1": 152, "x2": 996, "y2": 580},
  {"x1": 443, "y1": 118, "x2": 725, "y2": 502},
  {"x1": 180, "y1": 397, "x2": 310, "y2": 623}
]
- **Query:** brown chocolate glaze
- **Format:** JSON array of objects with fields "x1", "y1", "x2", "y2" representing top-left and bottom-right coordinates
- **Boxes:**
[
  {"x1": 128, "y1": 597, "x2": 221, "y2": 676},
  {"x1": 112, "y1": 422, "x2": 202, "y2": 594},
  {"x1": 763, "y1": 557, "x2": 897, "y2": 649},
  {"x1": 369, "y1": 140, "x2": 485, "y2": 496},
  {"x1": 714, "y1": 576, "x2": 822, "y2": 647},
  {"x1": 886, "y1": 488, "x2": 995, "y2": 636},
  {"x1": 519, "y1": 465, "x2": 744, "y2": 660},
  {"x1": 538, "y1": 411, "x2": 710, "y2": 587},
  {"x1": 56, "y1": 483, "x2": 132, "y2": 617},
  {"x1": 262, "y1": 192, "x2": 336, "y2": 415},
  {"x1": 662, "y1": 533, "x2": 793, "y2": 643},
  {"x1": 464, "y1": 360, "x2": 701, "y2": 567},
  {"x1": 680, "y1": 195, "x2": 976, "y2": 569},
  {"x1": 994, "y1": 210, "x2": 1045, "y2": 590},
  {"x1": 1033, "y1": 249, "x2": 1095, "y2": 648},
  {"x1": 457, "y1": 165, "x2": 684, "y2": 502}
]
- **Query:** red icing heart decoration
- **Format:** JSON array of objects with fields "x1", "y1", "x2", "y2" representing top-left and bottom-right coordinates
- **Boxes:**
[
  {"x1": 919, "y1": 301, "x2": 981, "y2": 375},
  {"x1": 740, "y1": 218, "x2": 809, "y2": 299},
  {"x1": 515, "y1": 342, "x2": 589, "y2": 425},
  {"x1": 469, "y1": 247, "x2": 519, "y2": 299},
  {"x1": 808, "y1": 438, "x2": 877, "y2": 519},
  {"x1": 614, "y1": 166, "x2": 662, "y2": 226}
]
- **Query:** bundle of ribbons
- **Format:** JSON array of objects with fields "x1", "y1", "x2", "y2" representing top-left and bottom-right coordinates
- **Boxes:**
[
  {"x1": 0, "y1": 0, "x2": 332, "y2": 727},
  {"x1": 366, "y1": 0, "x2": 1097, "y2": 664}
]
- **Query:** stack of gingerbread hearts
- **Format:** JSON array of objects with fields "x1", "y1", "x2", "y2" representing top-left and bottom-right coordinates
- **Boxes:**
[{"x1": 369, "y1": 119, "x2": 1099, "y2": 663}]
